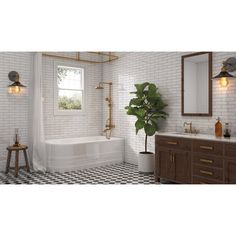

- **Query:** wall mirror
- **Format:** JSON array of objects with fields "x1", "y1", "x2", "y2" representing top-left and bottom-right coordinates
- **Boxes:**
[{"x1": 181, "y1": 52, "x2": 212, "y2": 116}]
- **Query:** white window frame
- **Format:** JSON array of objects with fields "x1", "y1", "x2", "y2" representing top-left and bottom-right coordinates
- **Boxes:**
[{"x1": 54, "y1": 61, "x2": 86, "y2": 116}]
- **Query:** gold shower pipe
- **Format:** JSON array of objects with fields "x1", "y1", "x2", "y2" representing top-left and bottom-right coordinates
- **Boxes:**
[
  {"x1": 95, "y1": 82, "x2": 115, "y2": 139},
  {"x1": 42, "y1": 52, "x2": 118, "y2": 63},
  {"x1": 97, "y1": 82, "x2": 113, "y2": 130}
]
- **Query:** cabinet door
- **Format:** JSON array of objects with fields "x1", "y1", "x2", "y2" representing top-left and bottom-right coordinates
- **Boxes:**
[
  {"x1": 225, "y1": 160, "x2": 236, "y2": 184},
  {"x1": 158, "y1": 149, "x2": 175, "y2": 181},
  {"x1": 173, "y1": 151, "x2": 191, "y2": 184}
]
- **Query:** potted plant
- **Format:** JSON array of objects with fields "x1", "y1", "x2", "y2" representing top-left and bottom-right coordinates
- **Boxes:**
[{"x1": 125, "y1": 82, "x2": 168, "y2": 173}]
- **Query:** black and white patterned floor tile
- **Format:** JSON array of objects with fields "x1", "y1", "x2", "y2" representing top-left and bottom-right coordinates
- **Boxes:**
[{"x1": 0, "y1": 162, "x2": 162, "y2": 185}]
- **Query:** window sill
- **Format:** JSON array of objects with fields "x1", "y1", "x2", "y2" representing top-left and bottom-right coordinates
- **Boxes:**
[{"x1": 53, "y1": 110, "x2": 86, "y2": 116}]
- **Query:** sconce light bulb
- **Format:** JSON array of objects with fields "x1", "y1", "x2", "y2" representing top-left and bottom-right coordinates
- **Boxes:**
[
  {"x1": 220, "y1": 77, "x2": 229, "y2": 87},
  {"x1": 15, "y1": 86, "x2": 20, "y2": 93},
  {"x1": 8, "y1": 86, "x2": 21, "y2": 94}
]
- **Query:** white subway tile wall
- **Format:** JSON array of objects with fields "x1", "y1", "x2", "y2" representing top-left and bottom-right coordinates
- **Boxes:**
[
  {"x1": 0, "y1": 52, "x2": 33, "y2": 170},
  {"x1": 0, "y1": 52, "x2": 235, "y2": 170},
  {"x1": 103, "y1": 52, "x2": 236, "y2": 164}
]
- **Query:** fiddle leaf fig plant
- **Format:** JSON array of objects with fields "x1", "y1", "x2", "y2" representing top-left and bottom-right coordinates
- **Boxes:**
[{"x1": 125, "y1": 82, "x2": 168, "y2": 153}]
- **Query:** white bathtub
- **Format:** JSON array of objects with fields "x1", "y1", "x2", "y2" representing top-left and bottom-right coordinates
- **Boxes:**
[{"x1": 45, "y1": 136, "x2": 124, "y2": 172}]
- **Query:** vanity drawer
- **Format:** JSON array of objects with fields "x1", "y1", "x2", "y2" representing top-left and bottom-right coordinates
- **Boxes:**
[
  {"x1": 225, "y1": 143, "x2": 236, "y2": 158},
  {"x1": 193, "y1": 140, "x2": 223, "y2": 156},
  {"x1": 192, "y1": 176, "x2": 223, "y2": 184},
  {"x1": 157, "y1": 137, "x2": 191, "y2": 150},
  {"x1": 193, "y1": 164, "x2": 223, "y2": 181},
  {"x1": 193, "y1": 154, "x2": 223, "y2": 168}
]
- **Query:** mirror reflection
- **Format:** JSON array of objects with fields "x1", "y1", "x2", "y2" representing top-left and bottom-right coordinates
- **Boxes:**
[{"x1": 182, "y1": 52, "x2": 212, "y2": 116}]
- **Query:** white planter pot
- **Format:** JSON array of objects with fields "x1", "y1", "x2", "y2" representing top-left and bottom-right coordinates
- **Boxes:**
[{"x1": 138, "y1": 152, "x2": 155, "y2": 173}]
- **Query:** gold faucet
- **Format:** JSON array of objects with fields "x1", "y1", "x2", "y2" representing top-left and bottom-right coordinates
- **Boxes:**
[
  {"x1": 96, "y1": 82, "x2": 115, "y2": 139},
  {"x1": 183, "y1": 122, "x2": 198, "y2": 134},
  {"x1": 103, "y1": 118, "x2": 113, "y2": 139},
  {"x1": 184, "y1": 122, "x2": 193, "y2": 133},
  {"x1": 103, "y1": 128, "x2": 112, "y2": 139}
]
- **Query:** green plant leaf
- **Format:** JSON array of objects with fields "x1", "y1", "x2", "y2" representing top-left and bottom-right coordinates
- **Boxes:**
[
  {"x1": 126, "y1": 107, "x2": 146, "y2": 119},
  {"x1": 135, "y1": 82, "x2": 149, "y2": 93},
  {"x1": 150, "y1": 118, "x2": 158, "y2": 129},
  {"x1": 152, "y1": 110, "x2": 169, "y2": 118},
  {"x1": 129, "y1": 98, "x2": 143, "y2": 106},
  {"x1": 135, "y1": 119, "x2": 145, "y2": 134},
  {"x1": 126, "y1": 107, "x2": 137, "y2": 116},
  {"x1": 148, "y1": 83, "x2": 157, "y2": 97},
  {"x1": 144, "y1": 123, "x2": 156, "y2": 136},
  {"x1": 136, "y1": 108, "x2": 146, "y2": 118},
  {"x1": 149, "y1": 93, "x2": 161, "y2": 104}
]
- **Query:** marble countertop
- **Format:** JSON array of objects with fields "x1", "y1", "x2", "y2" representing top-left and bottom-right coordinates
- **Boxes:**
[{"x1": 156, "y1": 132, "x2": 236, "y2": 143}]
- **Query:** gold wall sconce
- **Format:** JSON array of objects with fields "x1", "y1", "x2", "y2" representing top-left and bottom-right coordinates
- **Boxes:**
[
  {"x1": 213, "y1": 57, "x2": 236, "y2": 87},
  {"x1": 8, "y1": 71, "x2": 26, "y2": 94}
]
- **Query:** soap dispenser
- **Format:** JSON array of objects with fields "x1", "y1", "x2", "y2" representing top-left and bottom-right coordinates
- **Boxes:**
[{"x1": 215, "y1": 117, "x2": 222, "y2": 137}]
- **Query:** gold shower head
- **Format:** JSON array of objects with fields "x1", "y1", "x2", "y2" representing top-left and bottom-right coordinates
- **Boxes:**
[
  {"x1": 95, "y1": 85, "x2": 104, "y2": 89},
  {"x1": 95, "y1": 82, "x2": 104, "y2": 89}
]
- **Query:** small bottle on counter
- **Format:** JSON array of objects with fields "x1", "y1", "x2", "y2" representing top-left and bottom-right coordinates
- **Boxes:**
[
  {"x1": 224, "y1": 123, "x2": 231, "y2": 138},
  {"x1": 215, "y1": 117, "x2": 222, "y2": 137}
]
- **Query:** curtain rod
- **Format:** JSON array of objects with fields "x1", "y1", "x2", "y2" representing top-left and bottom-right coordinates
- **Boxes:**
[{"x1": 42, "y1": 52, "x2": 118, "y2": 64}]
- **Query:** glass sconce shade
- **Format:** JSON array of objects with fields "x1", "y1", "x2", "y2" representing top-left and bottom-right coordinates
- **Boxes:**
[
  {"x1": 8, "y1": 81, "x2": 26, "y2": 94},
  {"x1": 213, "y1": 65, "x2": 235, "y2": 87}
]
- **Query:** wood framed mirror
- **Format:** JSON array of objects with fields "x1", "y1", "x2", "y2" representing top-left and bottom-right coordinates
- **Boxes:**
[{"x1": 181, "y1": 52, "x2": 212, "y2": 116}]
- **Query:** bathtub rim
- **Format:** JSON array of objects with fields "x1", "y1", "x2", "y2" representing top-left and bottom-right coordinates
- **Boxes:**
[{"x1": 45, "y1": 136, "x2": 124, "y2": 145}]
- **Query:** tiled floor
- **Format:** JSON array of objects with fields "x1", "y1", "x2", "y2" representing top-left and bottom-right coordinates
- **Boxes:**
[{"x1": 0, "y1": 162, "x2": 159, "y2": 184}]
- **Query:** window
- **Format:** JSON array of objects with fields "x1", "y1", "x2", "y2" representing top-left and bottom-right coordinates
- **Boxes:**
[{"x1": 54, "y1": 63, "x2": 85, "y2": 115}]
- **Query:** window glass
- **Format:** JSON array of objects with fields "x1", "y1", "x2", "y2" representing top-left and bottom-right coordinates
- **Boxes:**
[{"x1": 55, "y1": 65, "x2": 84, "y2": 113}]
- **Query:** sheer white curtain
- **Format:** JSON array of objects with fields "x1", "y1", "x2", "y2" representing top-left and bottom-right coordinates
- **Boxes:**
[{"x1": 32, "y1": 52, "x2": 47, "y2": 171}]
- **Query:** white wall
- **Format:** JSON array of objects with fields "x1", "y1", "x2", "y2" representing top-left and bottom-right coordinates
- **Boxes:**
[
  {"x1": 0, "y1": 52, "x2": 33, "y2": 170},
  {"x1": 103, "y1": 52, "x2": 236, "y2": 164}
]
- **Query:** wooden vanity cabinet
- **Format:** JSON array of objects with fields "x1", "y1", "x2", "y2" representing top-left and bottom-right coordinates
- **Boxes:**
[
  {"x1": 174, "y1": 150, "x2": 191, "y2": 183},
  {"x1": 158, "y1": 148, "x2": 175, "y2": 181},
  {"x1": 224, "y1": 143, "x2": 236, "y2": 183},
  {"x1": 155, "y1": 135, "x2": 236, "y2": 184},
  {"x1": 224, "y1": 160, "x2": 236, "y2": 183},
  {"x1": 155, "y1": 136, "x2": 191, "y2": 183}
]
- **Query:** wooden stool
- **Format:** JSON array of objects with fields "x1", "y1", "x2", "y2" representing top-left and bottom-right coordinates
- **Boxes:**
[{"x1": 5, "y1": 145, "x2": 30, "y2": 177}]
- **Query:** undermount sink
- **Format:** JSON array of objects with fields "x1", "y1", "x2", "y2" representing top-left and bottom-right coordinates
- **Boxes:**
[{"x1": 171, "y1": 132, "x2": 198, "y2": 136}]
